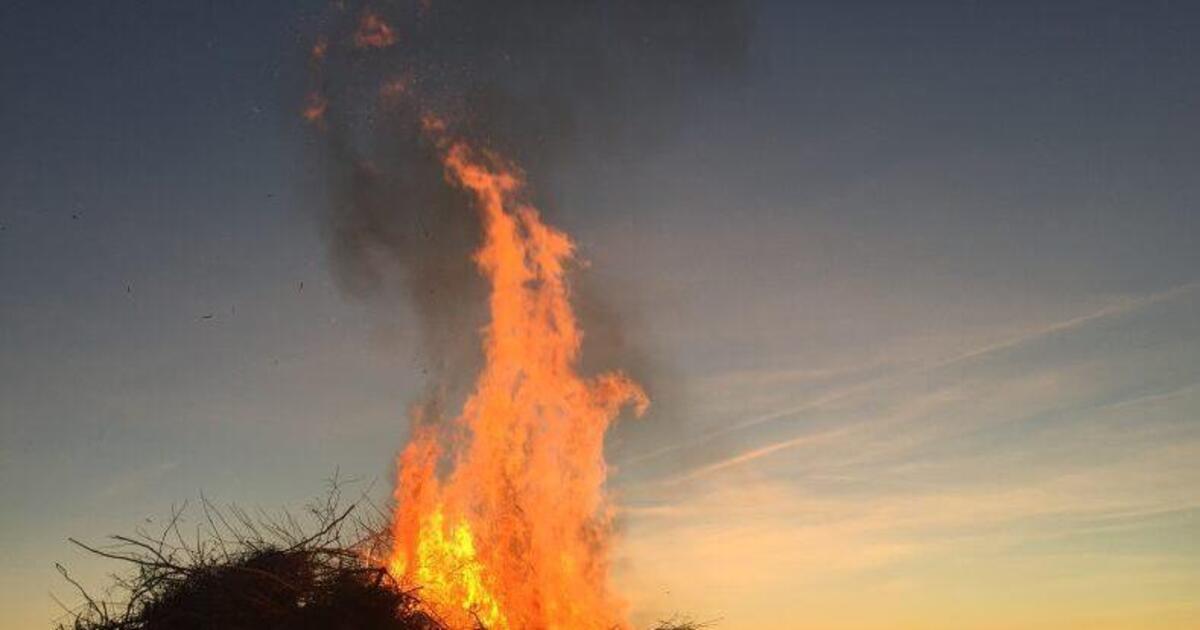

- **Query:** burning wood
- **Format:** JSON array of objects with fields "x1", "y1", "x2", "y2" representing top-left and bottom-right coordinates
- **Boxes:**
[{"x1": 55, "y1": 490, "x2": 704, "y2": 630}]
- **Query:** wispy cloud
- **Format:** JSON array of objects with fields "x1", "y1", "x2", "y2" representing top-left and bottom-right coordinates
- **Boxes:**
[
  {"x1": 658, "y1": 427, "x2": 851, "y2": 486},
  {"x1": 640, "y1": 280, "x2": 1200, "y2": 481},
  {"x1": 618, "y1": 281, "x2": 1200, "y2": 627},
  {"x1": 920, "y1": 280, "x2": 1200, "y2": 369},
  {"x1": 620, "y1": 439, "x2": 1200, "y2": 628}
]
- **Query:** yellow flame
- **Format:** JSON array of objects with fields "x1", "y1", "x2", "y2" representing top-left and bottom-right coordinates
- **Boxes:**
[{"x1": 392, "y1": 505, "x2": 507, "y2": 628}]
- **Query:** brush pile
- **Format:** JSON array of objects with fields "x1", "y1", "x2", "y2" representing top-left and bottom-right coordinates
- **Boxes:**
[
  {"x1": 55, "y1": 484, "x2": 453, "y2": 630},
  {"x1": 54, "y1": 485, "x2": 707, "y2": 630}
]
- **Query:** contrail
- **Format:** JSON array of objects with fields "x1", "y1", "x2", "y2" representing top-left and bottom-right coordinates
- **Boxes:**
[
  {"x1": 920, "y1": 280, "x2": 1200, "y2": 370},
  {"x1": 631, "y1": 280, "x2": 1200, "y2": 480},
  {"x1": 657, "y1": 427, "x2": 849, "y2": 486}
]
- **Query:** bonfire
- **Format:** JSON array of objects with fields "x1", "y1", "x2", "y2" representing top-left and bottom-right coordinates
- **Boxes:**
[
  {"x1": 57, "y1": 2, "x2": 740, "y2": 627},
  {"x1": 55, "y1": 487, "x2": 704, "y2": 630}
]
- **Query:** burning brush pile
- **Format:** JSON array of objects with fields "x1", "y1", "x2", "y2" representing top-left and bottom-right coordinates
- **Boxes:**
[
  {"x1": 55, "y1": 489, "x2": 705, "y2": 630},
  {"x1": 58, "y1": 1, "x2": 747, "y2": 628},
  {"x1": 55, "y1": 490, "x2": 446, "y2": 630}
]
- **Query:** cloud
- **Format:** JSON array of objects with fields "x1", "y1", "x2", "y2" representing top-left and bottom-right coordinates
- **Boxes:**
[
  {"x1": 614, "y1": 280, "x2": 1200, "y2": 626},
  {"x1": 657, "y1": 427, "x2": 851, "y2": 486},
  {"x1": 618, "y1": 439, "x2": 1200, "y2": 627},
  {"x1": 639, "y1": 280, "x2": 1200, "y2": 481}
]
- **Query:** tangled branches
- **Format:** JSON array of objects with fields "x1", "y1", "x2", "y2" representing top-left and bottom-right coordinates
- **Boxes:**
[
  {"x1": 55, "y1": 478, "x2": 714, "y2": 630},
  {"x1": 55, "y1": 478, "x2": 448, "y2": 630}
]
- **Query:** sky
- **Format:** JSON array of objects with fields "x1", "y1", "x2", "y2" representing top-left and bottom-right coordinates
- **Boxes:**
[{"x1": 2, "y1": 1, "x2": 1199, "y2": 628}]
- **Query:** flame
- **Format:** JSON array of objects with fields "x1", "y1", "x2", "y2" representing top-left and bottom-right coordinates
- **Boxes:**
[
  {"x1": 379, "y1": 75, "x2": 413, "y2": 102},
  {"x1": 302, "y1": 91, "x2": 327, "y2": 124},
  {"x1": 311, "y1": 36, "x2": 328, "y2": 63},
  {"x1": 353, "y1": 10, "x2": 397, "y2": 49},
  {"x1": 307, "y1": 8, "x2": 647, "y2": 626},
  {"x1": 386, "y1": 125, "x2": 648, "y2": 629}
]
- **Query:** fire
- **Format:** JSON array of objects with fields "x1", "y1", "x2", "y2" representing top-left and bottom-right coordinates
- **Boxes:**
[
  {"x1": 302, "y1": 91, "x2": 327, "y2": 124},
  {"x1": 386, "y1": 125, "x2": 649, "y2": 628},
  {"x1": 310, "y1": 36, "x2": 328, "y2": 63},
  {"x1": 353, "y1": 10, "x2": 397, "y2": 49},
  {"x1": 305, "y1": 9, "x2": 648, "y2": 627},
  {"x1": 379, "y1": 75, "x2": 413, "y2": 102}
]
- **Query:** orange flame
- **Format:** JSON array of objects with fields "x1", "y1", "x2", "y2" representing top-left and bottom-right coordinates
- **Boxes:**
[
  {"x1": 379, "y1": 75, "x2": 413, "y2": 102},
  {"x1": 387, "y1": 124, "x2": 648, "y2": 629},
  {"x1": 310, "y1": 36, "x2": 329, "y2": 63},
  {"x1": 353, "y1": 10, "x2": 397, "y2": 49},
  {"x1": 302, "y1": 91, "x2": 328, "y2": 124}
]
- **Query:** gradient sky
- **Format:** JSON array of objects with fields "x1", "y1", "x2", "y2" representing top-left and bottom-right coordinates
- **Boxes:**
[{"x1": 3, "y1": 1, "x2": 1199, "y2": 629}]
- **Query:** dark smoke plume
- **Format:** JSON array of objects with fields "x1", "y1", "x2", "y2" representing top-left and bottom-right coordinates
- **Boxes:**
[{"x1": 307, "y1": 0, "x2": 752, "y2": 396}]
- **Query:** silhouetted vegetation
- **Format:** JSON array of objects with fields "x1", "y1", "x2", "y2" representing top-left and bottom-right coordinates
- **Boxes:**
[
  {"x1": 55, "y1": 479, "x2": 712, "y2": 630},
  {"x1": 54, "y1": 480, "x2": 455, "y2": 630},
  {"x1": 650, "y1": 617, "x2": 717, "y2": 630}
]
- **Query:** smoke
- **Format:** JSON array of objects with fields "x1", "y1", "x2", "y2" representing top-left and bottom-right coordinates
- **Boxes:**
[{"x1": 307, "y1": 0, "x2": 753, "y2": 395}]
